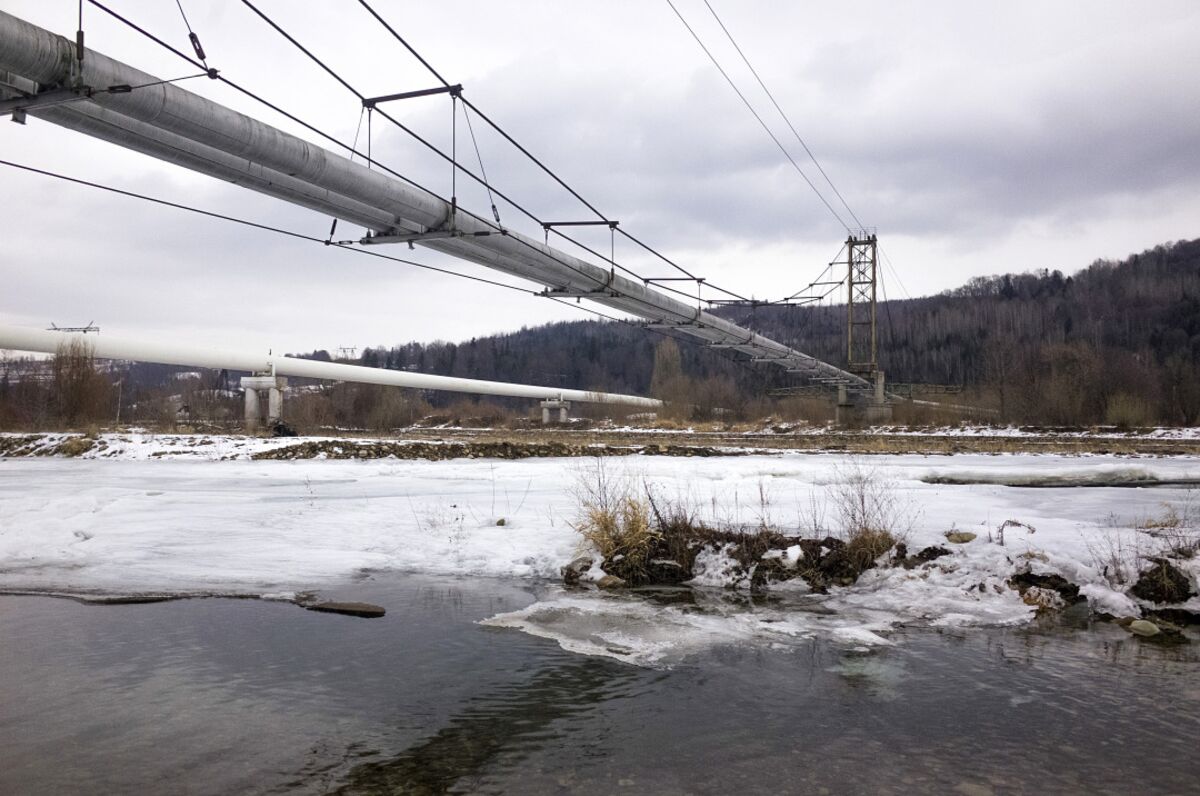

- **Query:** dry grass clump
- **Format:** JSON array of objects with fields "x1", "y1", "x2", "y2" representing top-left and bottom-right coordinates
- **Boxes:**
[
  {"x1": 845, "y1": 527, "x2": 898, "y2": 570},
  {"x1": 1135, "y1": 490, "x2": 1199, "y2": 559},
  {"x1": 570, "y1": 460, "x2": 656, "y2": 581},
  {"x1": 1083, "y1": 510, "x2": 1189, "y2": 588},
  {"x1": 828, "y1": 460, "x2": 911, "y2": 565},
  {"x1": 1138, "y1": 504, "x2": 1182, "y2": 531},
  {"x1": 1084, "y1": 524, "x2": 1141, "y2": 587},
  {"x1": 1085, "y1": 493, "x2": 1199, "y2": 589},
  {"x1": 569, "y1": 458, "x2": 918, "y2": 588}
]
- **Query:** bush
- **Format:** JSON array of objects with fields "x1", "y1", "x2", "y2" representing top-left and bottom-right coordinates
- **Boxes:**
[
  {"x1": 1137, "y1": 490, "x2": 1200, "y2": 559},
  {"x1": 828, "y1": 461, "x2": 911, "y2": 567},
  {"x1": 1105, "y1": 392, "x2": 1154, "y2": 429},
  {"x1": 569, "y1": 460, "x2": 656, "y2": 581},
  {"x1": 831, "y1": 461, "x2": 909, "y2": 534}
]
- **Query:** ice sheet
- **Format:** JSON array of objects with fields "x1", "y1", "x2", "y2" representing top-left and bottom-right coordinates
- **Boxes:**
[{"x1": 2, "y1": 442, "x2": 1197, "y2": 665}]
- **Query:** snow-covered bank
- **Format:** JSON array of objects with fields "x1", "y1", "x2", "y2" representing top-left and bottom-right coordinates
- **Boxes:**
[
  {"x1": 1, "y1": 451, "x2": 1197, "y2": 665},
  {"x1": 0, "y1": 431, "x2": 308, "y2": 460}
]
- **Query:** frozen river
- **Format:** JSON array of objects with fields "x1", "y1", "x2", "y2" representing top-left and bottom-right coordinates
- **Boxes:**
[
  {"x1": 2, "y1": 451, "x2": 1199, "y2": 654},
  {"x1": 1, "y1": 450, "x2": 1198, "y2": 791}
]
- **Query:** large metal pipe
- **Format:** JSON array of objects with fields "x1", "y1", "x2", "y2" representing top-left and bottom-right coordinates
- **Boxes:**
[
  {"x1": 0, "y1": 325, "x2": 662, "y2": 407},
  {"x1": 0, "y1": 10, "x2": 868, "y2": 389},
  {"x1": 37, "y1": 101, "x2": 404, "y2": 232},
  {"x1": 0, "y1": 10, "x2": 447, "y2": 229}
]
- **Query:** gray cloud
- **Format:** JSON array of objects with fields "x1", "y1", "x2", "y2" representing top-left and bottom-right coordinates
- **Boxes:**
[{"x1": 2, "y1": 0, "x2": 1198, "y2": 351}]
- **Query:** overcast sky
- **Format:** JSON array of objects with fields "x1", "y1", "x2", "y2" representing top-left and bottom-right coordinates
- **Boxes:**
[{"x1": 2, "y1": 0, "x2": 1198, "y2": 354}]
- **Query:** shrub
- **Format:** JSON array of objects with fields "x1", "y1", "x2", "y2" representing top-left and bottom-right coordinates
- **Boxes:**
[
  {"x1": 1105, "y1": 392, "x2": 1154, "y2": 429},
  {"x1": 991, "y1": 519, "x2": 1036, "y2": 546},
  {"x1": 829, "y1": 460, "x2": 911, "y2": 553},
  {"x1": 1137, "y1": 490, "x2": 1200, "y2": 559},
  {"x1": 1084, "y1": 515, "x2": 1146, "y2": 587},
  {"x1": 845, "y1": 527, "x2": 897, "y2": 570},
  {"x1": 569, "y1": 460, "x2": 656, "y2": 581}
]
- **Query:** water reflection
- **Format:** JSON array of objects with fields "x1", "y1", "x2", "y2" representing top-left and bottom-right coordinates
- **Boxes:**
[
  {"x1": 828, "y1": 649, "x2": 908, "y2": 700},
  {"x1": 331, "y1": 658, "x2": 639, "y2": 795},
  {"x1": 0, "y1": 576, "x2": 1197, "y2": 796}
]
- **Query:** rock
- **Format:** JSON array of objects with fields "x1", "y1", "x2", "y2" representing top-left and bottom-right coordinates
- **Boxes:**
[
  {"x1": 903, "y1": 546, "x2": 951, "y2": 568},
  {"x1": 1146, "y1": 607, "x2": 1200, "y2": 626},
  {"x1": 1021, "y1": 586, "x2": 1066, "y2": 610},
  {"x1": 600, "y1": 555, "x2": 638, "y2": 583},
  {"x1": 944, "y1": 531, "x2": 977, "y2": 544},
  {"x1": 751, "y1": 556, "x2": 800, "y2": 590},
  {"x1": 1129, "y1": 558, "x2": 1194, "y2": 604},
  {"x1": 596, "y1": 574, "x2": 626, "y2": 590},
  {"x1": 815, "y1": 544, "x2": 862, "y2": 587},
  {"x1": 55, "y1": 436, "x2": 96, "y2": 457},
  {"x1": 495, "y1": 518, "x2": 507, "y2": 526},
  {"x1": 560, "y1": 556, "x2": 594, "y2": 587},
  {"x1": 1127, "y1": 619, "x2": 1161, "y2": 637},
  {"x1": 645, "y1": 558, "x2": 689, "y2": 585},
  {"x1": 306, "y1": 601, "x2": 386, "y2": 618},
  {"x1": 1009, "y1": 571, "x2": 1082, "y2": 603},
  {"x1": 269, "y1": 419, "x2": 298, "y2": 437}
]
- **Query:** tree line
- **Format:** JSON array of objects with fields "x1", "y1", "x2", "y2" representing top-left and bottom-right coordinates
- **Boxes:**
[{"x1": 2, "y1": 237, "x2": 1197, "y2": 429}]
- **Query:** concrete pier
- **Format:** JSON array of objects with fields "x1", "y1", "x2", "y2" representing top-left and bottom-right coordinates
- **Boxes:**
[
  {"x1": 540, "y1": 399, "x2": 570, "y2": 424},
  {"x1": 835, "y1": 371, "x2": 892, "y2": 425},
  {"x1": 241, "y1": 375, "x2": 288, "y2": 430}
]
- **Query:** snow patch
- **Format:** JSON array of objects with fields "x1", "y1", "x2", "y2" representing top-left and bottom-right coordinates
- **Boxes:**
[{"x1": 686, "y1": 545, "x2": 744, "y2": 588}]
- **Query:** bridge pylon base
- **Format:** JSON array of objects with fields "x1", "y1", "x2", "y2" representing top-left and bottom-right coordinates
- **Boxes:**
[
  {"x1": 836, "y1": 371, "x2": 892, "y2": 426},
  {"x1": 540, "y1": 399, "x2": 570, "y2": 425},
  {"x1": 241, "y1": 375, "x2": 288, "y2": 431}
]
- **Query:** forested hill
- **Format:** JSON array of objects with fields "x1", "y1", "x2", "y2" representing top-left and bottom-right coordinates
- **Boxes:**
[{"x1": 341, "y1": 238, "x2": 1200, "y2": 424}]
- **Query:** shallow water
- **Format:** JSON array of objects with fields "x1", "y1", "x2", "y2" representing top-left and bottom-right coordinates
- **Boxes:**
[{"x1": 1, "y1": 575, "x2": 1197, "y2": 795}]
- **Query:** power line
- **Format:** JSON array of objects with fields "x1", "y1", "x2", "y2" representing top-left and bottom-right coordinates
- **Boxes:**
[
  {"x1": 226, "y1": 0, "x2": 762, "y2": 318},
  {"x1": 663, "y1": 0, "x2": 851, "y2": 232},
  {"x1": 233, "y1": 0, "x2": 734, "y2": 309},
  {"x1": 80, "y1": 0, "x2": 824, "y2": 362},
  {"x1": 86, "y1": 1, "x2": 630, "y2": 305},
  {"x1": 0, "y1": 159, "x2": 766, "y2": 374},
  {"x1": 878, "y1": 245, "x2": 910, "y2": 299},
  {"x1": 695, "y1": 3, "x2": 916, "y2": 316},
  {"x1": 172, "y1": 0, "x2": 209, "y2": 69},
  {"x1": 878, "y1": 258, "x2": 898, "y2": 355},
  {"x1": 701, "y1": 0, "x2": 864, "y2": 230},
  {"x1": 354, "y1": 0, "x2": 452, "y2": 88},
  {"x1": 0, "y1": 158, "x2": 535, "y2": 297},
  {"x1": 352, "y1": 0, "x2": 763, "y2": 296}
]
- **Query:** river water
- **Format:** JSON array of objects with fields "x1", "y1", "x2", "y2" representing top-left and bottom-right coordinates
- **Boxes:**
[{"x1": 1, "y1": 574, "x2": 1197, "y2": 795}]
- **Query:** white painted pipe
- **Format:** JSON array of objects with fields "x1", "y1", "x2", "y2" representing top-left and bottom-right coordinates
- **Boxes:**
[{"x1": 0, "y1": 325, "x2": 662, "y2": 407}]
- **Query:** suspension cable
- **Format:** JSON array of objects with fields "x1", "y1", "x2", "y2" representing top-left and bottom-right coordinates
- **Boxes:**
[
  {"x1": 82, "y1": 1, "x2": 790, "y2": 338},
  {"x1": 663, "y1": 0, "x2": 851, "y2": 232},
  {"x1": 701, "y1": 0, "x2": 864, "y2": 230}
]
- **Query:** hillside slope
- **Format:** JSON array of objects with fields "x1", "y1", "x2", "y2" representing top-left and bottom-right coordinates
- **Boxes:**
[{"x1": 357, "y1": 238, "x2": 1200, "y2": 424}]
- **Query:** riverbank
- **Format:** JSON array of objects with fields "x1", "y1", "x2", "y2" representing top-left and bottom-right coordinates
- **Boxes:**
[{"x1": 4, "y1": 425, "x2": 1200, "y2": 460}]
